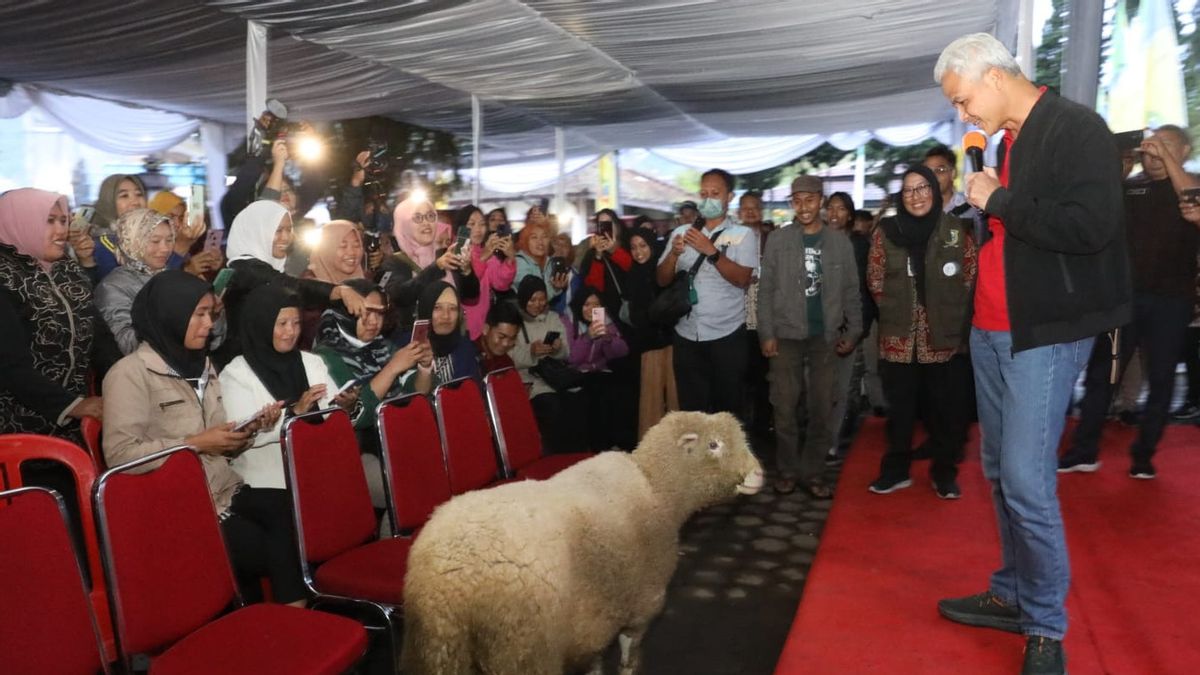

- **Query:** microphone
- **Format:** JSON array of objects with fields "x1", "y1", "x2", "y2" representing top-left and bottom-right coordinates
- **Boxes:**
[{"x1": 963, "y1": 131, "x2": 988, "y2": 173}]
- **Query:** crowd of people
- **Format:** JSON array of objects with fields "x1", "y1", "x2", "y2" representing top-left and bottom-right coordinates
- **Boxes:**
[{"x1": 1, "y1": 38, "x2": 1197, "y2": 670}]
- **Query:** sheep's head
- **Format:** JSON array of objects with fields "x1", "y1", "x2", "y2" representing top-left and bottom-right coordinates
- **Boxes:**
[{"x1": 634, "y1": 411, "x2": 764, "y2": 516}]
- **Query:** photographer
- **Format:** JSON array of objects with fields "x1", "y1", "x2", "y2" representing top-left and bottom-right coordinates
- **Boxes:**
[{"x1": 220, "y1": 109, "x2": 328, "y2": 231}]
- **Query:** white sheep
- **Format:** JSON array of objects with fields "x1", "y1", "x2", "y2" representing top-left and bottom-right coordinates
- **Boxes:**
[{"x1": 400, "y1": 411, "x2": 765, "y2": 675}]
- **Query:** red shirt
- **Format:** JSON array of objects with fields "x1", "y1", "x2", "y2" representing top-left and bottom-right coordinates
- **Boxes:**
[{"x1": 972, "y1": 131, "x2": 1013, "y2": 331}]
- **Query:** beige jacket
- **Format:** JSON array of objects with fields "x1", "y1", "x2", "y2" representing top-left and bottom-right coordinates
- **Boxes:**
[{"x1": 101, "y1": 343, "x2": 243, "y2": 515}]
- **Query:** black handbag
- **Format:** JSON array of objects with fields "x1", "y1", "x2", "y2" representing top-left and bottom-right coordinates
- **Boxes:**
[
  {"x1": 647, "y1": 229, "x2": 722, "y2": 327},
  {"x1": 520, "y1": 322, "x2": 585, "y2": 392}
]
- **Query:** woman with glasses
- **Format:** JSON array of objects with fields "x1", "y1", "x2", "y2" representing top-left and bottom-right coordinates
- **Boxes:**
[
  {"x1": 379, "y1": 197, "x2": 479, "y2": 336},
  {"x1": 866, "y1": 165, "x2": 977, "y2": 500}
]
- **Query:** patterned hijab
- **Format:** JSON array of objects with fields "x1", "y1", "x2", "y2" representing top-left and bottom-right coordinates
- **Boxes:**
[
  {"x1": 0, "y1": 188, "x2": 70, "y2": 272},
  {"x1": 307, "y1": 220, "x2": 366, "y2": 284},
  {"x1": 315, "y1": 281, "x2": 398, "y2": 396},
  {"x1": 115, "y1": 208, "x2": 174, "y2": 275},
  {"x1": 228, "y1": 200, "x2": 290, "y2": 272}
]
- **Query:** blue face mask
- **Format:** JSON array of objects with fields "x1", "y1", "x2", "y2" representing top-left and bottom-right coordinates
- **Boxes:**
[{"x1": 697, "y1": 197, "x2": 725, "y2": 220}]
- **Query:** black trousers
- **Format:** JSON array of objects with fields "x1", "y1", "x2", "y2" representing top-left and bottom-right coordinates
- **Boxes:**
[
  {"x1": 1182, "y1": 326, "x2": 1200, "y2": 406},
  {"x1": 221, "y1": 487, "x2": 307, "y2": 604},
  {"x1": 744, "y1": 329, "x2": 773, "y2": 432},
  {"x1": 531, "y1": 391, "x2": 587, "y2": 454},
  {"x1": 1071, "y1": 292, "x2": 1192, "y2": 462},
  {"x1": 877, "y1": 359, "x2": 965, "y2": 483},
  {"x1": 673, "y1": 327, "x2": 749, "y2": 419}
]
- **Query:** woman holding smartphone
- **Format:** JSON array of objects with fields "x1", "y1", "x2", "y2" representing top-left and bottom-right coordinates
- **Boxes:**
[
  {"x1": 563, "y1": 287, "x2": 630, "y2": 450},
  {"x1": 577, "y1": 209, "x2": 632, "y2": 328},
  {"x1": 393, "y1": 281, "x2": 478, "y2": 388},
  {"x1": 102, "y1": 271, "x2": 307, "y2": 606},
  {"x1": 458, "y1": 204, "x2": 516, "y2": 339}
]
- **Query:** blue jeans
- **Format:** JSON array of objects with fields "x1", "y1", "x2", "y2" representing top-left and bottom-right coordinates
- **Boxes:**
[{"x1": 970, "y1": 328, "x2": 1093, "y2": 639}]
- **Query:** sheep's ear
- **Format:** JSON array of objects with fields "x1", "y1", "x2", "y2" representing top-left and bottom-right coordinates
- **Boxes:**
[{"x1": 676, "y1": 432, "x2": 699, "y2": 454}]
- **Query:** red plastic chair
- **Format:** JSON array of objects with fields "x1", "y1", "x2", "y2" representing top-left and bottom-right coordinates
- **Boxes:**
[
  {"x1": 376, "y1": 393, "x2": 452, "y2": 536},
  {"x1": 80, "y1": 415, "x2": 106, "y2": 470},
  {"x1": 0, "y1": 486, "x2": 111, "y2": 675},
  {"x1": 93, "y1": 446, "x2": 367, "y2": 674},
  {"x1": 484, "y1": 367, "x2": 594, "y2": 480},
  {"x1": 0, "y1": 433, "x2": 115, "y2": 663},
  {"x1": 283, "y1": 408, "x2": 410, "y2": 667},
  {"x1": 434, "y1": 377, "x2": 504, "y2": 494}
]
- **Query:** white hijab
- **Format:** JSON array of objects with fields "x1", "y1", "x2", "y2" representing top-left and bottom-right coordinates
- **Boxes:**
[{"x1": 227, "y1": 200, "x2": 290, "y2": 272}]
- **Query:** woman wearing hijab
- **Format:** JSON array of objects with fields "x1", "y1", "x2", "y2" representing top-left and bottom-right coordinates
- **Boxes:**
[
  {"x1": 101, "y1": 271, "x2": 308, "y2": 606},
  {"x1": 378, "y1": 198, "x2": 479, "y2": 335},
  {"x1": 0, "y1": 188, "x2": 116, "y2": 439},
  {"x1": 90, "y1": 174, "x2": 148, "y2": 280},
  {"x1": 510, "y1": 276, "x2": 582, "y2": 453},
  {"x1": 564, "y1": 287, "x2": 631, "y2": 451},
  {"x1": 214, "y1": 200, "x2": 366, "y2": 368},
  {"x1": 457, "y1": 204, "x2": 516, "y2": 340},
  {"x1": 623, "y1": 229, "x2": 678, "y2": 439},
  {"x1": 867, "y1": 165, "x2": 977, "y2": 499},
  {"x1": 219, "y1": 283, "x2": 360, "y2": 489},
  {"x1": 95, "y1": 209, "x2": 177, "y2": 354},
  {"x1": 577, "y1": 209, "x2": 633, "y2": 326},
  {"x1": 394, "y1": 281, "x2": 478, "y2": 388},
  {"x1": 299, "y1": 219, "x2": 367, "y2": 348},
  {"x1": 147, "y1": 190, "x2": 221, "y2": 276}
]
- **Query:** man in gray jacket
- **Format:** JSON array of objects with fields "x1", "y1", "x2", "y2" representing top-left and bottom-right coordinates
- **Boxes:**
[{"x1": 758, "y1": 175, "x2": 862, "y2": 496}]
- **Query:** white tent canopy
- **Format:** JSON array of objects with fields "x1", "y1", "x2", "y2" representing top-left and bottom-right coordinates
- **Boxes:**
[{"x1": 0, "y1": 0, "x2": 1021, "y2": 167}]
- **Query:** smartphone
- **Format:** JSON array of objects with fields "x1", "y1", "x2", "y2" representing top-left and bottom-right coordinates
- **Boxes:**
[
  {"x1": 550, "y1": 256, "x2": 568, "y2": 276},
  {"x1": 411, "y1": 319, "x2": 430, "y2": 345},
  {"x1": 333, "y1": 378, "x2": 361, "y2": 398},
  {"x1": 1113, "y1": 129, "x2": 1148, "y2": 153},
  {"x1": 1181, "y1": 187, "x2": 1200, "y2": 205},
  {"x1": 378, "y1": 271, "x2": 393, "y2": 291},
  {"x1": 542, "y1": 330, "x2": 560, "y2": 345},
  {"x1": 363, "y1": 231, "x2": 381, "y2": 254},
  {"x1": 455, "y1": 226, "x2": 470, "y2": 251},
  {"x1": 690, "y1": 215, "x2": 706, "y2": 230},
  {"x1": 203, "y1": 228, "x2": 223, "y2": 252},
  {"x1": 189, "y1": 183, "x2": 206, "y2": 219},
  {"x1": 497, "y1": 222, "x2": 512, "y2": 238},
  {"x1": 232, "y1": 411, "x2": 262, "y2": 432},
  {"x1": 591, "y1": 306, "x2": 606, "y2": 332},
  {"x1": 72, "y1": 206, "x2": 95, "y2": 228},
  {"x1": 597, "y1": 220, "x2": 613, "y2": 239},
  {"x1": 212, "y1": 267, "x2": 235, "y2": 298}
]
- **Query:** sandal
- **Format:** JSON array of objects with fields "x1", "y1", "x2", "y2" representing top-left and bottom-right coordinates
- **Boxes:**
[
  {"x1": 773, "y1": 478, "x2": 796, "y2": 495},
  {"x1": 803, "y1": 480, "x2": 834, "y2": 500}
]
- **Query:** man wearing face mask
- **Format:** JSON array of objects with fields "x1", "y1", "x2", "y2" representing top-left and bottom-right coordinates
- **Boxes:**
[
  {"x1": 757, "y1": 175, "x2": 861, "y2": 497},
  {"x1": 656, "y1": 168, "x2": 759, "y2": 417}
]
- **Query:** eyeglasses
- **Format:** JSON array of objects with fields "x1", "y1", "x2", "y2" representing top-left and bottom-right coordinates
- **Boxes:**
[
  {"x1": 412, "y1": 211, "x2": 437, "y2": 223},
  {"x1": 901, "y1": 184, "x2": 932, "y2": 198},
  {"x1": 929, "y1": 166, "x2": 952, "y2": 175}
]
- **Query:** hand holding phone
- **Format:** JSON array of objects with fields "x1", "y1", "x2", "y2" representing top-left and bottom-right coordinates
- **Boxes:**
[
  {"x1": 1113, "y1": 129, "x2": 1149, "y2": 153},
  {"x1": 542, "y1": 330, "x2": 560, "y2": 345},
  {"x1": 333, "y1": 378, "x2": 361, "y2": 398},
  {"x1": 411, "y1": 319, "x2": 430, "y2": 345},
  {"x1": 1180, "y1": 187, "x2": 1200, "y2": 205},
  {"x1": 212, "y1": 268, "x2": 235, "y2": 299},
  {"x1": 203, "y1": 228, "x2": 223, "y2": 252},
  {"x1": 590, "y1": 307, "x2": 606, "y2": 337}
]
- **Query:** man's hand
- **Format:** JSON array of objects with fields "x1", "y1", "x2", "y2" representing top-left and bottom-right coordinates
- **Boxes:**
[
  {"x1": 271, "y1": 139, "x2": 290, "y2": 165},
  {"x1": 760, "y1": 338, "x2": 779, "y2": 358},
  {"x1": 351, "y1": 150, "x2": 370, "y2": 188},
  {"x1": 1181, "y1": 199, "x2": 1200, "y2": 226},
  {"x1": 669, "y1": 234, "x2": 685, "y2": 256},
  {"x1": 835, "y1": 338, "x2": 855, "y2": 356},
  {"x1": 1139, "y1": 134, "x2": 1169, "y2": 161},
  {"x1": 683, "y1": 228, "x2": 718, "y2": 256},
  {"x1": 966, "y1": 167, "x2": 1002, "y2": 210}
]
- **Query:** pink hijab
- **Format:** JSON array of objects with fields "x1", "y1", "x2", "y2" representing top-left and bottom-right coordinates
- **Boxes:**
[
  {"x1": 0, "y1": 188, "x2": 70, "y2": 272},
  {"x1": 307, "y1": 220, "x2": 366, "y2": 283},
  {"x1": 392, "y1": 198, "x2": 438, "y2": 269}
]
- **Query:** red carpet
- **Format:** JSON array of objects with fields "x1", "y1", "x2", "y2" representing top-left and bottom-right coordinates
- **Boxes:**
[{"x1": 774, "y1": 418, "x2": 1200, "y2": 674}]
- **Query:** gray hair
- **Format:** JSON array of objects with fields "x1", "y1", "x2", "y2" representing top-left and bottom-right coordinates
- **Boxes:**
[{"x1": 934, "y1": 32, "x2": 1022, "y2": 83}]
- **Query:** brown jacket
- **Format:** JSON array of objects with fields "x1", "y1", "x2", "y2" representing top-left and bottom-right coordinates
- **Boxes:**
[{"x1": 101, "y1": 343, "x2": 243, "y2": 515}]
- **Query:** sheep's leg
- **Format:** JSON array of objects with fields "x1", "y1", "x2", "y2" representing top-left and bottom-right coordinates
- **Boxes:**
[
  {"x1": 584, "y1": 655, "x2": 605, "y2": 675},
  {"x1": 617, "y1": 628, "x2": 646, "y2": 675}
]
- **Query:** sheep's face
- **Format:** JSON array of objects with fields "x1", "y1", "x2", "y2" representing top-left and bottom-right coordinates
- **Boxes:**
[{"x1": 647, "y1": 411, "x2": 764, "y2": 506}]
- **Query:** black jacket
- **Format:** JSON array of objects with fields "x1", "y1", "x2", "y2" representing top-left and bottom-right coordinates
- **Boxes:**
[{"x1": 985, "y1": 90, "x2": 1131, "y2": 352}]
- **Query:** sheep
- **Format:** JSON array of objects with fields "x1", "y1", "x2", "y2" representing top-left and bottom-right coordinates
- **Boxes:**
[{"x1": 400, "y1": 410, "x2": 765, "y2": 675}]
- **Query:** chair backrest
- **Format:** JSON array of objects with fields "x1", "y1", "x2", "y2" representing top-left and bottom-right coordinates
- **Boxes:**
[
  {"x1": 94, "y1": 447, "x2": 239, "y2": 663},
  {"x1": 0, "y1": 487, "x2": 109, "y2": 675},
  {"x1": 377, "y1": 393, "x2": 452, "y2": 533},
  {"x1": 483, "y1": 367, "x2": 544, "y2": 476},
  {"x1": 80, "y1": 415, "x2": 106, "y2": 470},
  {"x1": 434, "y1": 377, "x2": 501, "y2": 494},
  {"x1": 283, "y1": 408, "x2": 376, "y2": 566},
  {"x1": 0, "y1": 433, "x2": 114, "y2": 661}
]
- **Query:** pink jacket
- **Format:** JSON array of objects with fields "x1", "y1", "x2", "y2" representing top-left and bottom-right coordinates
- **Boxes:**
[{"x1": 465, "y1": 246, "x2": 517, "y2": 339}]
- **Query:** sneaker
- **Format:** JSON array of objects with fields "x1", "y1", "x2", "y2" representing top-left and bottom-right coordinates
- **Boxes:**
[
  {"x1": 1129, "y1": 462, "x2": 1156, "y2": 480},
  {"x1": 1022, "y1": 636, "x2": 1066, "y2": 675},
  {"x1": 868, "y1": 476, "x2": 912, "y2": 494},
  {"x1": 933, "y1": 479, "x2": 961, "y2": 499},
  {"x1": 824, "y1": 449, "x2": 844, "y2": 466},
  {"x1": 1057, "y1": 456, "x2": 1101, "y2": 473},
  {"x1": 1170, "y1": 402, "x2": 1200, "y2": 421},
  {"x1": 937, "y1": 591, "x2": 1021, "y2": 633}
]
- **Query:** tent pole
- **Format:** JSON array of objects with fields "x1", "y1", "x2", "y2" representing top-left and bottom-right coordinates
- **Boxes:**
[
  {"x1": 472, "y1": 95, "x2": 482, "y2": 205},
  {"x1": 246, "y1": 21, "x2": 268, "y2": 135},
  {"x1": 555, "y1": 126, "x2": 567, "y2": 232},
  {"x1": 1015, "y1": 0, "x2": 1035, "y2": 78},
  {"x1": 1062, "y1": 0, "x2": 1103, "y2": 108},
  {"x1": 852, "y1": 145, "x2": 866, "y2": 210}
]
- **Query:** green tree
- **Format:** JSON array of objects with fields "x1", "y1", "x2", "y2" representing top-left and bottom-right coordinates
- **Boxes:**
[{"x1": 1036, "y1": 0, "x2": 1070, "y2": 91}]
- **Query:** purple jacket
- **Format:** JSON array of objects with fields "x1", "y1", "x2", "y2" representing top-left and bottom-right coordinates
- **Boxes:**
[{"x1": 562, "y1": 314, "x2": 629, "y2": 373}]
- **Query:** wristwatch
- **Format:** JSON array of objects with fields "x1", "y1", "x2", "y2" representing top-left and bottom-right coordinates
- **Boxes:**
[{"x1": 706, "y1": 251, "x2": 721, "y2": 265}]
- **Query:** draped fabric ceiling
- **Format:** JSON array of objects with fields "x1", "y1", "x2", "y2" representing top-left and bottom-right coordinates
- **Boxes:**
[{"x1": 0, "y1": 0, "x2": 1014, "y2": 170}]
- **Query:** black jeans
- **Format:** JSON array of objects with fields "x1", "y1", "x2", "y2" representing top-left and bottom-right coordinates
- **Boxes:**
[
  {"x1": 744, "y1": 329, "x2": 773, "y2": 432},
  {"x1": 673, "y1": 327, "x2": 749, "y2": 419},
  {"x1": 877, "y1": 359, "x2": 964, "y2": 484},
  {"x1": 1071, "y1": 292, "x2": 1192, "y2": 463},
  {"x1": 1182, "y1": 326, "x2": 1200, "y2": 406},
  {"x1": 531, "y1": 391, "x2": 587, "y2": 454},
  {"x1": 222, "y1": 487, "x2": 307, "y2": 604}
]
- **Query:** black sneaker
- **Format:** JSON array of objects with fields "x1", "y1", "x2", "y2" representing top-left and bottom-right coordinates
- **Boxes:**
[
  {"x1": 1129, "y1": 461, "x2": 1156, "y2": 480},
  {"x1": 824, "y1": 449, "x2": 845, "y2": 466},
  {"x1": 1022, "y1": 636, "x2": 1065, "y2": 674},
  {"x1": 937, "y1": 591, "x2": 1021, "y2": 633},
  {"x1": 868, "y1": 476, "x2": 912, "y2": 494},
  {"x1": 1171, "y1": 402, "x2": 1200, "y2": 421},
  {"x1": 933, "y1": 479, "x2": 961, "y2": 499}
]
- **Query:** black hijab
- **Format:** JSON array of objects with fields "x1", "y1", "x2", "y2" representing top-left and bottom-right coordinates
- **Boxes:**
[
  {"x1": 240, "y1": 283, "x2": 310, "y2": 404},
  {"x1": 625, "y1": 229, "x2": 660, "y2": 293},
  {"x1": 131, "y1": 270, "x2": 212, "y2": 379},
  {"x1": 882, "y1": 164, "x2": 944, "y2": 305},
  {"x1": 517, "y1": 275, "x2": 548, "y2": 318},
  {"x1": 415, "y1": 280, "x2": 461, "y2": 358}
]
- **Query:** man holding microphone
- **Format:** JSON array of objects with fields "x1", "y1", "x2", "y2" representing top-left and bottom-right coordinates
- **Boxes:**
[{"x1": 932, "y1": 33, "x2": 1130, "y2": 675}]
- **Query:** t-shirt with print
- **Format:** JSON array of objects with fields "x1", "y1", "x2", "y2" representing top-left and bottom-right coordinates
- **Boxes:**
[{"x1": 803, "y1": 230, "x2": 825, "y2": 337}]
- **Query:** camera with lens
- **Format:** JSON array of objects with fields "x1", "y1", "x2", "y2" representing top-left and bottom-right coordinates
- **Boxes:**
[{"x1": 360, "y1": 141, "x2": 393, "y2": 202}]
